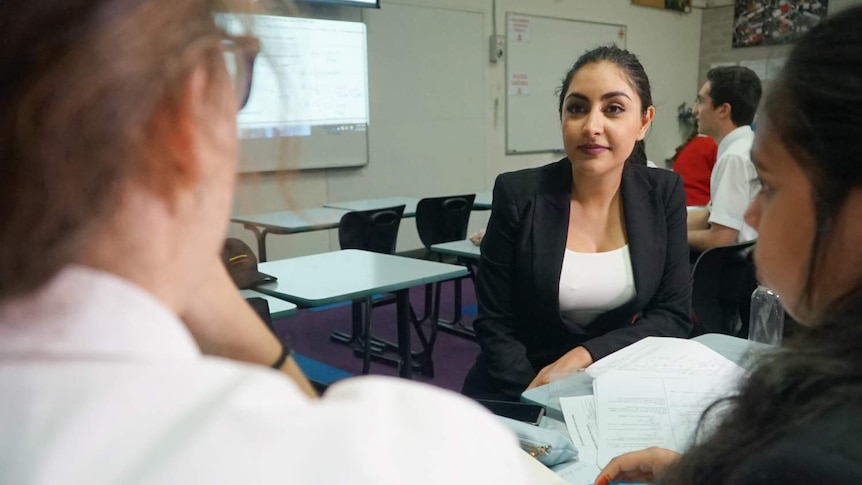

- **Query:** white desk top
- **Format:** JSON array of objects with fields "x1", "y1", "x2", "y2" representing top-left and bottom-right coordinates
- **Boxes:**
[
  {"x1": 239, "y1": 289, "x2": 298, "y2": 318},
  {"x1": 323, "y1": 197, "x2": 419, "y2": 217},
  {"x1": 473, "y1": 191, "x2": 492, "y2": 209},
  {"x1": 431, "y1": 239, "x2": 481, "y2": 260},
  {"x1": 231, "y1": 207, "x2": 349, "y2": 234},
  {"x1": 522, "y1": 333, "x2": 758, "y2": 421},
  {"x1": 255, "y1": 249, "x2": 468, "y2": 307}
]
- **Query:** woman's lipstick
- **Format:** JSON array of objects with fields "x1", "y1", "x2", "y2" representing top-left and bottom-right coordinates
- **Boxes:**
[{"x1": 577, "y1": 143, "x2": 609, "y2": 156}]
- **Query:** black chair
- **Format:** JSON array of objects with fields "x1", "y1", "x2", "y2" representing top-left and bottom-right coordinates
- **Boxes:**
[
  {"x1": 329, "y1": 205, "x2": 409, "y2": 374},
  {"x1": 398, "y1": 194, "x2": 477, "y2": 341},
  {"x1": 691, "y1": 240, "x2": 758, "y2": 337},
  {"x1": 337, "y1": 205, "x2": 404, "y2": 255}
]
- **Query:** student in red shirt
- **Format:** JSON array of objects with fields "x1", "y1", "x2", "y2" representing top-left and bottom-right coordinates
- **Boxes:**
[{"x1": 672, "y1": 133, "x2": 718, "y2": 207}]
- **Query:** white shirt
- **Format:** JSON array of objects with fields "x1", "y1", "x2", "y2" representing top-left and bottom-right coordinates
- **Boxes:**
[
  {"x1": 0, "y1": 266, "x2": 529, "y2": 484},
  {"x1": 558, "y1": 245, "x2": 636, "y2": 326},
  {"x1": 708, "y1": 125, "x2": 759, "y2": 243}
]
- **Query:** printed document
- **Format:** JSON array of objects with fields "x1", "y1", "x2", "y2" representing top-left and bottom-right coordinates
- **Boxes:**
[
  {"x1": 557, "y1": 337, "x2": 747, "y2": 471},
  {"x1": 586, "y1": 336, "x2": 745, "y2": 379}
]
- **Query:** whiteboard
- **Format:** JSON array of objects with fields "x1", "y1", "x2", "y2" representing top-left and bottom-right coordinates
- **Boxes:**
[{"x1": 506, "y1": 14, "x2": 626, "y2": 154}]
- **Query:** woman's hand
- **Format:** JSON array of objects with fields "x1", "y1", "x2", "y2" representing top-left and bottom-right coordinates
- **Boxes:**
[
  {"x1": 469, "y1": 228, "x2": 485, "y2": 246},
  {"x1": 181, "y1": 258, "x2": 318, "y2": 398},
  {"x1": 526, "y1": 346, "x2": 593, "y2": 390},
  {"x1": 594, "y1": 447, "x2": 681, "y2": 485}
]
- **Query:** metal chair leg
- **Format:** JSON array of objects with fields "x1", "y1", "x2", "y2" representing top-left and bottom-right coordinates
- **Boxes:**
[{"x1": 361, "y1": 297, "x2": 373, "y2": 374}]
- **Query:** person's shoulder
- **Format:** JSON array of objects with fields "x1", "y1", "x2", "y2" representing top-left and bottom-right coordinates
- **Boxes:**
[
  {"x1": 315, "y1": 376, "x2": 529, "y2": 482},
  {"x1": 628, "y1": 162, "x2": 681, "y2": 191},
  {"x1": 690, "y1": 134, "x2": 717, "y2": 149},
  {"x1": 728, "y1": 404, "x2": 862, "y2": 484},
  {"x1": 496, "y1": 158, "x2": 569, "y2": 189}
]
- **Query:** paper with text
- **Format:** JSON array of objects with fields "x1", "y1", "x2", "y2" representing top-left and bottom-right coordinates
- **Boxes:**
[
  {"x1": 585, "y1": 337, "x2": 745, "y2": 379},
  {"x1": 593, "y1": 370, "x2": 742, "y2": 467},
  {"x1": 560, "y1": 395, "x2": 599, "y2": 463}
]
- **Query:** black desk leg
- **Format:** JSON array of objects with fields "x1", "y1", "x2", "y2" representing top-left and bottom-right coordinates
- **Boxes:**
[
  {"x1": 243, "y1": 224, "x2": 269, "y2": 262},
  {"x1": 395, "y1": 289, "x2": 412, "y2": 379}
]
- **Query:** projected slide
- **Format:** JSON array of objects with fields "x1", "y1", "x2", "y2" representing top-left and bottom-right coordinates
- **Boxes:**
[
  {"x1": 222, "y1": 15, "x2": 369, "y2": 139},
  {"x1": 298, "y1": 0, "x2": 379, "y2": 7}
]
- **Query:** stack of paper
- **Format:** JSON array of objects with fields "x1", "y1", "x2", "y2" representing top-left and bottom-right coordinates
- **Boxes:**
[{"x1": 556, "y1": 337, "x2": 746, "y2": 483}]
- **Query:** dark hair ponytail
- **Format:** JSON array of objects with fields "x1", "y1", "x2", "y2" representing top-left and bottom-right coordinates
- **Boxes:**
[
  {"x1": 659, "y1": 6, "x2": 862, "y2": 483},
  {"x1": 628, "y1": 140, "x2": 647, "y2": 166}
]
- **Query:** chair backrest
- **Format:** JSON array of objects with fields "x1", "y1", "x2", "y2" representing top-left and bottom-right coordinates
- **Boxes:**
[
  {"x1": 415, "y1": 194, "x2": 476, "y2": 248},
  {"x1": 338, "y1": 205, "x2": 406, "y2": 254},
  {"x1": 691, "y1": 240, "x2": 758, "y2": 336}
]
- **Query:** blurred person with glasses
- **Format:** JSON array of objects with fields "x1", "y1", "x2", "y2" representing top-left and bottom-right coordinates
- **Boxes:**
[{"x1": 0, "y1": 1, "x2": 530, "y2": 483}]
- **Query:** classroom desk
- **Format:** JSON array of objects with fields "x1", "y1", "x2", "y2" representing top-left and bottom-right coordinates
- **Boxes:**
[
  {"x1": 254, "y1": 249, "x2": 468, "y2": 378},
  {"x1": 430, "y1": 239, "x2": 481, "y2": 260},
  {"x1": 231, "y1": 207, "x2": 349, "y2": 262},
  {"x1": 324, "y1": 196, "x2": 420, "y2": 217},
  {"x1": 473, "y1": 191, "x2": 492, "y2": 210},
  {"x1": 429, "y1": 239, "x2": 481, "y2": 339},
  {"x1": 240, "y1": 289, "x2": 298, "y2": 319},
  {"x1": 522, "y1": 333, "x2": 757, "y2": 421}
]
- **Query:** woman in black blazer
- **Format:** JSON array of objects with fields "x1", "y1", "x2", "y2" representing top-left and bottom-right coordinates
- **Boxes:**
[{"x1": 463, "y1": 46, "x2": 692, "y2": 401}]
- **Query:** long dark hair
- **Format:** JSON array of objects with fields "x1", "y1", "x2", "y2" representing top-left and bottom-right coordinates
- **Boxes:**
[
  {"x1": 660, "y1": 7, "x2": 862, "y2": 484},
  {"x1": 557, "y1": 45, "x2": 651, "y2": 166}
]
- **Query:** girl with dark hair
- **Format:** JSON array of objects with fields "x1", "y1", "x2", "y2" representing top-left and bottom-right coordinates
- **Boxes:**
[
  {"x1": 463, "y1": 45, "x2": 692, "y2": 401},
  {"x1": 597, "y1": 6, "x2": 862, "y2": 484}
]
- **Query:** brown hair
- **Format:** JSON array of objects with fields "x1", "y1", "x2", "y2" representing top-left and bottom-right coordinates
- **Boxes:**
[{"x1": 0, "y1": 0, "x2": 232, "y2": 299}]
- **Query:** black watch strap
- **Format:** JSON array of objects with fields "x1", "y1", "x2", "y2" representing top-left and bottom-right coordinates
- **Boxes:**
[{"x1": 270, "y1": 336, "x2": 292, "y2": 369}]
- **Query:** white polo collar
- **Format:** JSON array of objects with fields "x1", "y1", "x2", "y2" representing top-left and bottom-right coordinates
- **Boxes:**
[
  {"x1": 0, "y1": 265, "x2": 200, "y2": 361},
  {"x1": 717, "y1": 125, "x2": 754, "y2": 160}
]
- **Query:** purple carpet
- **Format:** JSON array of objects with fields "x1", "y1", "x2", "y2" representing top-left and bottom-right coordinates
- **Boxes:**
[{"x1": 272, "y1": 279, "x2": 480, "y2": 393}]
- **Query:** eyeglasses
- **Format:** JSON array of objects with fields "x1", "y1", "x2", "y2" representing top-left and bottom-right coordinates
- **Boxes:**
[{"x1": 222, "y1": 34, "x2": 260, "y2": 110}]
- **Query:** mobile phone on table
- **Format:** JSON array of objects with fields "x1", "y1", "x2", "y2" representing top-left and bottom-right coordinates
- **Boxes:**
[{"x1": 475, "y1": 398, "x2": 545, "y2": 426}]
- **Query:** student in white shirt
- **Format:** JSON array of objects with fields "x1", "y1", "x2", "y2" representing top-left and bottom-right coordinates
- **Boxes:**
[
  {"x1": 0, "y1": 1, "x2": 528, "y2": 483},
  {"x1": 687, "y1": 66, "x2": 763, "y2": 253}
]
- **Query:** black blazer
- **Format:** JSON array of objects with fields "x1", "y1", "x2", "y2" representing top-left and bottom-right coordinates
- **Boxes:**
[{"x1": 463, "y1": 159, "x2": 692, "y2": 400}]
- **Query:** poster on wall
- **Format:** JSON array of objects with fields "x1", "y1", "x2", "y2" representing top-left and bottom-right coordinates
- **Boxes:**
[
  {"x1": 733, "y1": 1, "x2": 828, "y2": 47},
  {"x1": 631, "y1": 0, "x2": 692, "y2": 13}
]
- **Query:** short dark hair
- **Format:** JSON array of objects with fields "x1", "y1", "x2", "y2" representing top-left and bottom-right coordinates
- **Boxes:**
[
  {"x1": 557, "y1": 45, "x2": 652, "y2": 166},
  {"x1": 705, "y1": 66, "x2": 762, "y2": 127}
]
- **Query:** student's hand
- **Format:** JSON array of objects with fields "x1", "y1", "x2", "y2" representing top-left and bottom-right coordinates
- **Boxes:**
[
  {"x1": 182, "y1": 258, "x2": 318, "y2": 398},
  {"x1": 594, "y1": 447, "x2": 681, "y2": 485},
  {"x1": 469, "y1": 228, "x2": 485, "y2": 246},
  {"x1": 526, "y1": 346, "x2": 593, "y2": 390},
  {"x1": 181, "y1": 258, "x2": 266, "y2": 358}
]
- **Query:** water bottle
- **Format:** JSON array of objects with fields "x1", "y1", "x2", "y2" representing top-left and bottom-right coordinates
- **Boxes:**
[{"x1": 748, "y1": 285, "x2": 785, "y2": 346}]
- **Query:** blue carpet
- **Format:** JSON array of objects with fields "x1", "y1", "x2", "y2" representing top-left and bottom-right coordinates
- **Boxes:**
[{"x1": 293, "y1": 353, "x2": 353, "y2": 385}]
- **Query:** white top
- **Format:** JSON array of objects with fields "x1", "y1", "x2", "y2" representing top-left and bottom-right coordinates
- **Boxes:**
[
  {"x1": 558, "y1": 245, "x2": 636, "y2": 326},
  {"x1": 708, "y1": 125, "x2": 760, "y2": 243},
  {"x1": 0, "y1": 266, "x2": 529, "y2": 484}
]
